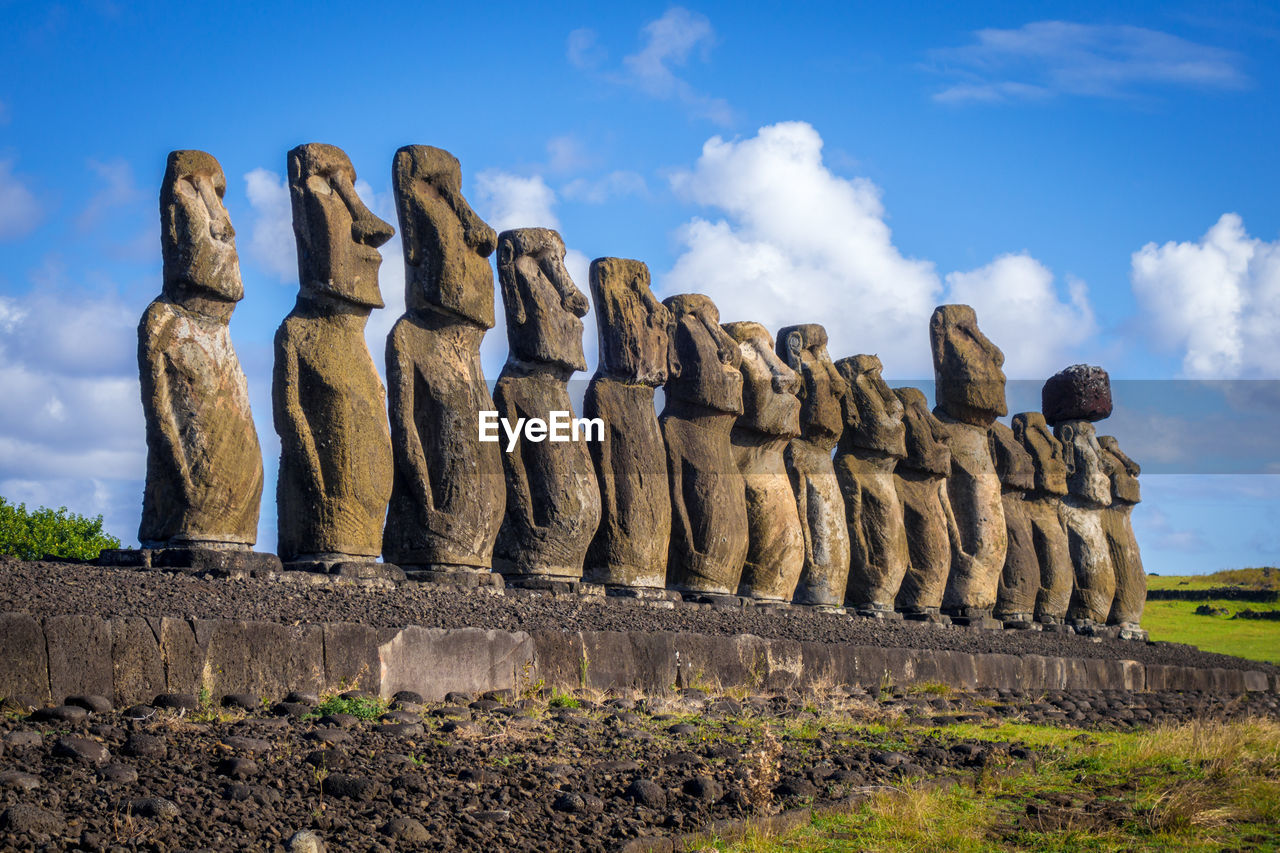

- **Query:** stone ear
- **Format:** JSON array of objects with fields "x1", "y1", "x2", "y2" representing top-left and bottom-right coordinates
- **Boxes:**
[
  {"x1": 399, "y1": 191, "x2": 419, "y2": 268},
  {"x1": 1060, "y1": 424, "x2": 1076, "y2": 475},
  {"x1": 666, "y1": 326, "x2": 683, "y2": 380},
  {"x1": 498, "y1": 243, "x2": 526, "y2": 326}
]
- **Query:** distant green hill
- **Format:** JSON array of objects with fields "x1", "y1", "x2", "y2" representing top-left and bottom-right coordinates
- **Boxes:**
[{"x1": 1143, "y1": 569, "x2": 1280, "y2": 664}]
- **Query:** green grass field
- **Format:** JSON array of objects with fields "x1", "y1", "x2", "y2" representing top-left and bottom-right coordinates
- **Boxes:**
[{"x1": 1142, "y1": 569, "x2": 1280, "y2": 665}]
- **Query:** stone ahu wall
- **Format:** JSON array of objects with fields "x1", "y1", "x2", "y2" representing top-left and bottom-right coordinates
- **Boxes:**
[{"x1": 125, "y1": 145, "x2": 1150, "y2": 638}]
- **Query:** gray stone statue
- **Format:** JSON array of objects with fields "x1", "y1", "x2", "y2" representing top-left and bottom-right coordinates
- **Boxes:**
[
  {"x1": 777, "y1": 324, "x2": 850, "y2": 608},
  {"x1": 723, "y1": 322, "x2": 804, "y2": 602},
  {"x1": 989, "y1": 421, "x2": 1037, "y2": 626},
  {"x1": 930, "y1": 304, "x2": 1008, "y2": 624},
  {"x1": 273, "y1": 143, "x2": 395, "y2": 564},
  {"x1": 835, "y1": 355, "x2": 909, "y2": 617},
  {"x1": 892, "y1": 387, "x2": 956, "y2": 620},
  {"x1": 139, "y1": 150, "x2": 263, "y2": 550},
  {"x1": 1098, "y1": 435, "x2": 1146, "y2": 638},
  {"x1": 1011, "y1": 412, "x2": 1072, "y2": 625},
  {"x1": 661, "y1": 294, "x2": 749, "y2": 596},
  {"x1": 493, "y1": 228, "x2": 601, "y2": 580},
  {"x1": 382, "y1": 146, "x2": 505, "y2": 574},
  {"x1": 584, "y1": 258, "x2": 672, "y2": 591}
]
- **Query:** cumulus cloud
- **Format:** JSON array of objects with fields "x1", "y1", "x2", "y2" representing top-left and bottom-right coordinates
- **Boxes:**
[
  {"x1": 0, "y1": 160, "x2": 42, "y2": 240},
  {"x1": 475, "y1": 171, "x2": 559, "y2": 232},
  {"x1": 76, "y1": 159, "x2": 141, "y2": 232},
  {"x1": 931, "y1": 21, "x2": 1247, "y2": 103},
  {"x1": 1131, "y1": 213, "x2": 1280, "y2": 378},
  {"x1": 244, "y1": 168, "x2": 297, "y2": 283}
]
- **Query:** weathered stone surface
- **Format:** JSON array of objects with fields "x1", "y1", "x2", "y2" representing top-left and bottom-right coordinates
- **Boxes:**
[
  {"x1": 1099, "y1": 435, "x2": 1145, "y2": 629},
  {"x1": 493, "y1": 228, "x2": 600, "y2": 579},
  {"x1": 44, "y1": 615, "x2": 112, "y2": 702},
  {"x1": 1053, "y1": 419, "x2": 1116, "y2": 626},
  {"x1": 892, "y1": 387, "x2": 954, "y2": 616},
  {"x1": 274, "y1": 143, "x2": 395, "y2": 562},
  {"x1": 0, "y1": 614, "x2": 49, "y2": 704},
  {"x1": 584, "y1": 258, "x2": 672, "y2": 589},
  {"x1": 1042, "y1": 364, "x2": 1112, "y2": 425},
  {"x1": 930, "y1": 305, "x2": 1008, "y2": 617},
  {"x1": 723, "y1": 322, "x2": 804, "y2": 602},
  {"x1": 989, "y1": 423, "x2": 1037, "y2": 623},
  {"x1": 140, "y1": 149, "x2": 262, "y2": 548},
  {"x1": 383, "y1": 145, "x2": 504, "y2": 572},
  {"x1": 834, "y1": 355, "x2": 908, "y2": 613},
  {"x1": 192, "y1": 619, "x2": 325, "y2": 699},
  {"x1": 109, "y1": 617, "x2": 165, "y2": 707},
  {"x1": 322, "y1": 622, "x2": 381, "y2": 695},
  {"x1": 777, "y1": 324, "x2": 850, "y2": 607},
  {"x1": 1011, "y1": 412, "x2": 1073, "y2": 623},
  {"x1": 378, "y1": 627, "x2": 533, "y2": 702},
  {"x1": 662, "y1": 295, "x2": 748, "y2": 595}
]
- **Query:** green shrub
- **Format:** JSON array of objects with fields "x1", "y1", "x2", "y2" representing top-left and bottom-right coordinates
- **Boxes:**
[{"x1": 0, "y1": 497, "x2": 121, "y2": 561}]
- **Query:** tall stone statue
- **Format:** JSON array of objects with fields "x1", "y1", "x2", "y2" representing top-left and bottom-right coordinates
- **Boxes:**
[
  {"x1": 892, "y1": 387, "x2": 956, "y2": 620},
  {"x1": 493, "y1": 228, "x2": 601, "y2": 580},
  {"x1": 661, "y1": 294, "x2": 748, "y2": 596},
  {"x1": 930, "y1": 304, "x2": 1008, "y2": 624},
  {"x1": 274, "y1": 143, "x2": 395, "y2": 565},
  {"x1": 139, "y1": 150, "x2": 263, "y2": 550},
  {"x1": 584, "y1": 258, "x2": 672, "y2": 592},
  {"x1": 777, "y1": 324, "x2": 850, "y2": 608},
  {"x1": 1044, "y1": 365, "x2": 1116, "y2": 630},
  {"x1": 723, "y1": 322, "x2": 804, "y2": 602},
  {"x1": 834, "y1": 355, "x2": 909, "y2": 617},
  {"x1": 1010, "y1": 412, "x2": 1072, "y2": 625},
  {"x1": 1098, "y1": 435, "x2": 1146, "y2": 638},
  {"x1": 989, "y1": 422, "x2": 1037, "y2": 627},
  {"x1": 382, "y1": 146, "x2": 505, "y2": 575}
]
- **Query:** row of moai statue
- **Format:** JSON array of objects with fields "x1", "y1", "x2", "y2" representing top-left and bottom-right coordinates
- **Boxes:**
[{"x1": 137, "y1": 145, "x2": 1146, "y2": 636}]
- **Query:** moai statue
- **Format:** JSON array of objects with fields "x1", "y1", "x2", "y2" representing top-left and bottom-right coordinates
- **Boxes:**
[
  {"x1": 777, "y1": 324, "x2": 850, "y2": 608},
  {"x1": 661, "y1": 294, "x2": 749, "y2": 596},
  {"x1": 930, "y1": 304, "x2": 1008, "y2": 625},
  {"x1": 493, "y1": 228, "x2": 601, "y2": 581},
  {"x1": 892, "y1": 387, "x2": 956, "y2": 620},
  {"x1": 1010, "y1": 412, "x2": 1073, "y2": 625},
  {"x1": 834, "y1": 355, "x2": 909, "y2": 617},
  {"x1": 1098, "y1": 435, "x2": 1147, "y2": 638},
  {"x1": 382, "y1": 146, "x2": 505, "y2": 576},
  {"x1": 989, "y1": 422, "x2": 1038, "y2": 627},
  {"x1": 139, "y1": 150, "x2": 263, "y2": 551},
  {"x1": 723, "y1": 322, "x2": 804, "y2": 602},
  {"x1": 274, "y1": 144, "x2": 395, "y2": 566},
  {"x1": 1043, "y1": 365, "x2": 1116, "y2": 631},
  {"x1": 583, "y1": 258, "x2": 672, "y2": 592}
]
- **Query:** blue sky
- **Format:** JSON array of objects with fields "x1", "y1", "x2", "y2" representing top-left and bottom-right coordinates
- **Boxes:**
[{"x1": 1, "y1": 0, "x2": 1278, "y2": 573}]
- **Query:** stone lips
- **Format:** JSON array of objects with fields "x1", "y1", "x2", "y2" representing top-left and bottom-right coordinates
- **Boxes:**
[{"x1": 1042, "y1": 364, "x2": 1113, "y2": 425}]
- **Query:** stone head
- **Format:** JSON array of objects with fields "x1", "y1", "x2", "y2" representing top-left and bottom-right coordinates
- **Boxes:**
[
  {"x1": 1011, "y1": 412, "x2": 1068, "y2": 496},
  {"x1": 497, "y1": 228, "x2": 588, "y2": 373},
  {"x1": 663, "y1": 294, "x2": 742, "y2": 414},
  {"x1": 590, "y1": 257, "x2": 671, "y2": 386},
  {"x1": 723, "y1": 322, "x2": 800, "y2": 438},
  {"x1": 288, "y1": 143, "x2": 394, "y2": 310},
  {"x1": 1053, "y1": 419, "x2": 1112, "y2": 506},
  {"x1": 930, "y1": 304, "x2": 1007, "y2": 426},
  {"x1": 989, "y1": 421, "x2": 1034, "y2": 492},
  {"x1": 835, "y1": 354, "x2": 906, "y2": 459},
  {"x1": 161, "y1": 150, "x2": 242, "y2": 306},
  {"x1": 777, "y1": 324, "x2": 846, "y2": 445},
  {"x1": 392, "y1": 145, "x2": 497, "y2": 328},
  {"x1": 1098, "y1": 435, "x2": 1141, "y2": 505},
  {"x1": 894, "y1": 387, "x2": 951, "y2": 476}
]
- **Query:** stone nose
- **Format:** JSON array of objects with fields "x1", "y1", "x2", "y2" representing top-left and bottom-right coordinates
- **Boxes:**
[
  {"x1": 210, "y1": 217, "x2": 235, "y2": 242},
  {"x1": 352, "y1": 209, "x2": 395, "y2": 248},
  {"x1": 773, "y1": 367, "x2": 800, "y2": 396}
]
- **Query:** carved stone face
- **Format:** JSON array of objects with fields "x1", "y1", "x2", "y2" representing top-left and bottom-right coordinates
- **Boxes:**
[
  {"x1": 723, "y1": 322, "x2": 800, "y2": 437},
  {"x1": 777, "y1": 324, "x2": 846, "y2": 443},
  {"x1": 895, "y1": 387, "x2": 950, "y2": 476},
  {"x1": 591, "y1": 257, "x2": 671, "y2": 386},
  {"x1": 663, "y1": 294, "x2": 742, "y2": 414},
  {"x1": 835, "y1": 354, "x2": 906, "y2": 458},
  {"x1": 161, "y1": 150, "x2": 243, "y2": 304},
  {"x1": 1098, "y1": 435, "x2": 1141, "y2": 505},
  {"x1": 930, "y1": 304, "x2": 1007, "y2": 426},
  {"x1": 392, "y1": 145, "x2": 497, "y2": 328},
  {"x1": 497, "y1": 228, "x2": 588, "y2": 372},
  {"x1": 1011, "y1": 412, "x2": 1067, "y2": 496},
  {"x1": 989, "y1": 421, "x2": 1034, "y2": 491},
  {"x1": 1053, "y1": 419, "x2": 1112, "y2": 506},
  {"x1": 289, "y1": 143, "x2": 394, "y2": 309}
]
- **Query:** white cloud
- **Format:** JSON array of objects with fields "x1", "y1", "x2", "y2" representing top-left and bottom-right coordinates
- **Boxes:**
[
  {"x1": 932, "y1": 21, "x2": 1247, "y2": 102},
  {"x1": 244, "y1": 168, "x2": 297, "y2": 283},
  {"x1": 0, "y1": 159, "x2": 42, "y2": 240},
  {"x1": 567, "y1": 27, "x2": 605, "y2": 70},
  {"x1": 663, "y1": 121, "x2": 1095, "y2": 378},
  {"x1": 77, "y1": 158, "x2": 141, "y2": 232},
  {"x1": 1131, "y1": 213, "x2": 1280, "y2": 378},
  {"x1": 475, "y1": 171, "x2": 559, "y2": 233},
  {"x1": 561, "y1": 170, "x2": 648, "y2": 204}
]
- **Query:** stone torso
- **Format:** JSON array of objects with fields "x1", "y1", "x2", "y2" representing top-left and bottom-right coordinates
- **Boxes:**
[{"x1": 936, "y1": 412, "x2": 1007, "y2": 613}]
